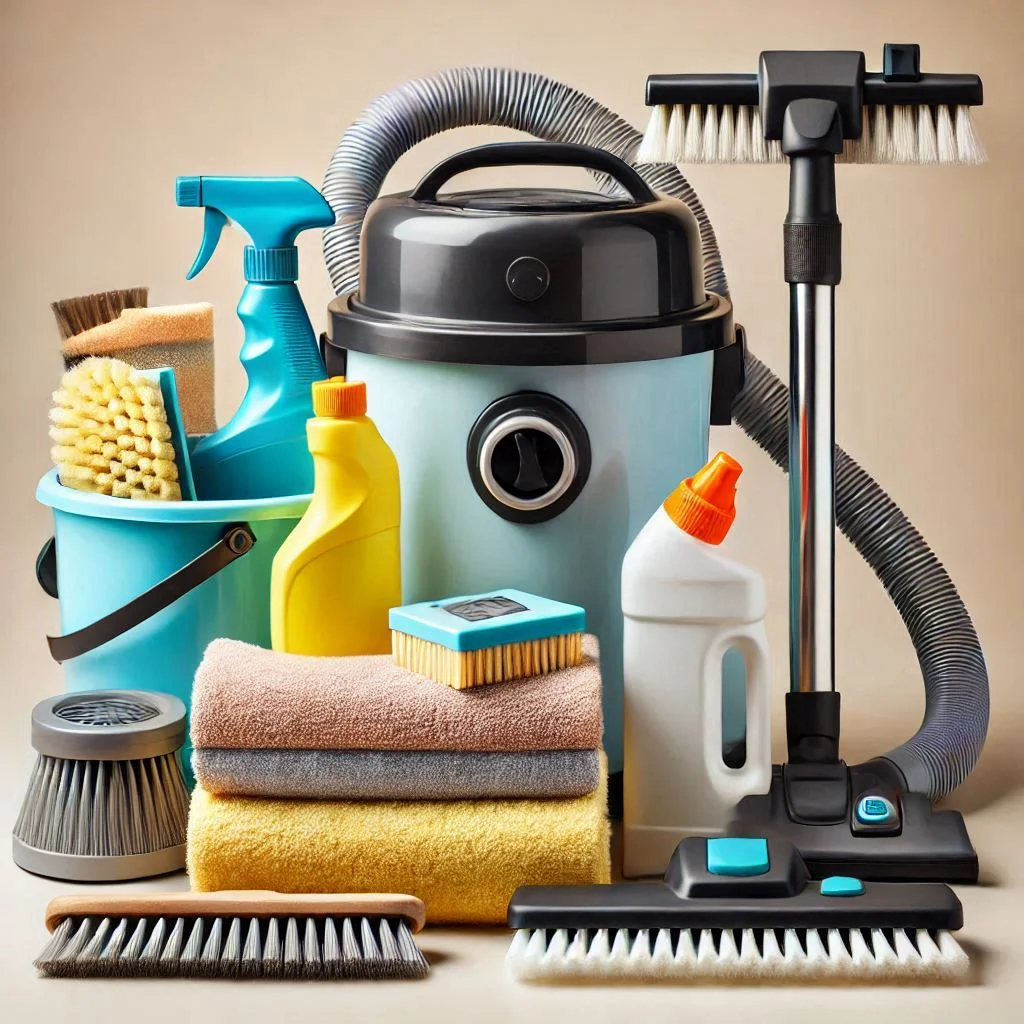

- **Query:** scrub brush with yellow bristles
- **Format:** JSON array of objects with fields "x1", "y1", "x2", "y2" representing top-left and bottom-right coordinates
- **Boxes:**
[
  {"x1": 389, "y1": 589, "x2": 586, "y2": 689},
  {"x1": 49, "y1": 357, "x2": 195, "y2": 501}
]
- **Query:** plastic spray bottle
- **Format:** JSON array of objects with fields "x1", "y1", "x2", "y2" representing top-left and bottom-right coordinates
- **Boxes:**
[
  {"x1": 622, "y1": 452, "x2": 771, "y2": 878},
  {"x1": 270, "y1": 378, "x2": 401, "y2": 656},
  {"x1": 176, "y1": 175, "x2": 335, "y2": 500}
]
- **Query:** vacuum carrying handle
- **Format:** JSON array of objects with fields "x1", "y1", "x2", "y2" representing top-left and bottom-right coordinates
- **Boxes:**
[
  {"x1": 409, "y1": 142, "x2": 658, "y2": 204},
  {"x1": 46, "y1": 524, "x2": 256, "y2": 664}
]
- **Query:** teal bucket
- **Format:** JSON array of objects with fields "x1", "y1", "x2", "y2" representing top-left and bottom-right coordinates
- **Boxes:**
[{"x1": 36, "y1": 469, "x2": 309, "y2": 783}]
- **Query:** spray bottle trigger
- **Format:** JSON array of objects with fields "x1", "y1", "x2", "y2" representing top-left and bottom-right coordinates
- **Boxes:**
[{"x1": 186, "y1": 207, "x2": 229, "y2": 280}]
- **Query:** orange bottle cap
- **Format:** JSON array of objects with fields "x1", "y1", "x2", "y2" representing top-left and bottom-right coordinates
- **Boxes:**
[
  {"x1": 312, "y1": 377, "x2": 367, "y2": 418},
  {"x1": 662, "y1": 451, "x2": 742, "y2": 545}
]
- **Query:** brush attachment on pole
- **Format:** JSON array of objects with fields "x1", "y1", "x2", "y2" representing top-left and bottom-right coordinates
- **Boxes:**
[
  {"x1": 12, "y1": 690, "x2": 190, "y2": 882},
  {"x1": 35, "y1": 891, "x2": 429, "y2": 980},
  {"x1": 638, "y1": 43, "x2": 986, "y2": 166},
  {"x1": 506, "y1": 837, "x2": 970, "y2": 985}
]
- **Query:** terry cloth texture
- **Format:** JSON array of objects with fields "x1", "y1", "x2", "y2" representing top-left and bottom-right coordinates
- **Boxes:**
[
  {"x1": 191, "y1": 635, "x2": 603, "y2": 752},
  {"x1": 192, "y1": 747, "x2": 602, "y2": 800},
  {"x1": 186, "y1": 759, "x2": 611, "y2": 924},
  {"x1": 63, "y1": 303, "x2": 215, "y2": 435}
]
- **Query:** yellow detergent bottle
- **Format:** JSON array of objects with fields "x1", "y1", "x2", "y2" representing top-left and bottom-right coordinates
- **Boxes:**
[{"x1": 270, "y1": 377, "x2": 400, "y2": 655}]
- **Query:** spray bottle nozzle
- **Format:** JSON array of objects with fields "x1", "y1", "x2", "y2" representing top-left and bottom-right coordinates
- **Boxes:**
[{"x1": 175, "y1": 175, "x2": 335, "y2": 283}]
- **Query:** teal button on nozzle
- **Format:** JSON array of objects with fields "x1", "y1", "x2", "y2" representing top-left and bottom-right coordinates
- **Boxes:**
[
  {"x1": 706, "y1": 837, "x2": 770, "y2": 876},
  {"x1": 856, "y1": 795, "x2": 899, "y2": 826},
  {"x1": 820, "y1": 876, "x2": 865, "y2": 897}
]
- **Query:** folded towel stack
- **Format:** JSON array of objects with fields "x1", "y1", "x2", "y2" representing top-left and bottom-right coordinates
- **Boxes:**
[{"x1": 187, "y1": 636, "x2": 610, "y2": 923}]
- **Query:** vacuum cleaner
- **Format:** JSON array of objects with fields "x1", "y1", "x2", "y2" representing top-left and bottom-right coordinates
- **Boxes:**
[{"x1": 318, "y1": 50, "x2": 989, "y2": 884}]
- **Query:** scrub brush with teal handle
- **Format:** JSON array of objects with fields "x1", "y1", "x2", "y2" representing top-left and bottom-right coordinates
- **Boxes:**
[{"x1": 176, "y1": 176, "x2": 335, "y2": 500}]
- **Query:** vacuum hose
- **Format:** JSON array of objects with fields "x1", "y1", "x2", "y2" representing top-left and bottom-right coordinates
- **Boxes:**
[{"x1": 321, "y1": 66, "x2": 988, "y2": 801}]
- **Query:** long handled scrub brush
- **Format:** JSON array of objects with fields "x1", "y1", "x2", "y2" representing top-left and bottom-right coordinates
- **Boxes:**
[
  {"x1": 507, "y1": 837, "x2": 969, "y2": 984},
  {"x1": 638, "y1": 45, "x2": 985, "y2": 166},
  {"x1": 35, "y1": 891, "x2": 429, "y2": 980},
  {"x1": 637, "y1": 43, "x2": 986, "y2": 885}
]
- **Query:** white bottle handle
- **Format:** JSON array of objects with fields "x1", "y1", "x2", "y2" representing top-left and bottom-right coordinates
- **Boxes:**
[{"x1": 701, "y1": 626, "x2": 772, "y2": 805}]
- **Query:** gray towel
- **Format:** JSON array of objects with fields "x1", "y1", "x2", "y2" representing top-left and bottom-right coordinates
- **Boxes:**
[{"x1": 192, "y1": 747, "x2": 602, "y2": 800}]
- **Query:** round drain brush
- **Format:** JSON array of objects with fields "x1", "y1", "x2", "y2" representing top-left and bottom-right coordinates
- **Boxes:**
[{"x1": 12, "y1": 690, "x2": 189, "y2": 881}]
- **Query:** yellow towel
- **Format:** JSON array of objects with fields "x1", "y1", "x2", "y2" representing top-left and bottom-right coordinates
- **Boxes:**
[{"x1": 187, "y1": 760, "x2": 610, "y2": 925}]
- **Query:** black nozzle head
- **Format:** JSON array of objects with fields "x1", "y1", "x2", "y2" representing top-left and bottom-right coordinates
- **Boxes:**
[{"x1": 781, "y1": 99, "x2": 844, "y2": 157}]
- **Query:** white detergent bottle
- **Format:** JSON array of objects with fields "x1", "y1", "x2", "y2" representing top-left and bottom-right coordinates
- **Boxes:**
[{"x1": 622, "y1": 451, "x2": 771, "y2": 878}]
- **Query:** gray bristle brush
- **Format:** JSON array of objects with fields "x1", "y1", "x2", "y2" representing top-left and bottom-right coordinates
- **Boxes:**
[
  {"x1": 12, "y1": 691, "x2": 190, "y2": 881},
  {"x1": 637, "y1": 44, "x2": 986, "y2": 166},
  {"x1": 35, "y1": 892, "x2": 429, "y2": 980}
]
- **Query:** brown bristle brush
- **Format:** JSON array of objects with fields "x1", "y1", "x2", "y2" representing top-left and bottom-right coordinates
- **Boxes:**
[{"x1": 52, "y1": 288, "x2": 149, "y2": 366}]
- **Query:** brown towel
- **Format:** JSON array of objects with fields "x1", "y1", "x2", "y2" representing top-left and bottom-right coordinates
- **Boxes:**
[{"x1": 191, "y1": 635, "x2": 603, "y2": 752}]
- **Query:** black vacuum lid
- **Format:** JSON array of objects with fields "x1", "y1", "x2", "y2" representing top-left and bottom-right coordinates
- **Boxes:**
[{"x1": 327, "y1": 141, "x2": 735, "y2": 366}]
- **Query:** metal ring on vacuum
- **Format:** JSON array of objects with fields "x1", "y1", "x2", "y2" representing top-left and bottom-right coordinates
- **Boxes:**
[{"x1": 477, "y1": 414, "x2": 577, "y2": 511}]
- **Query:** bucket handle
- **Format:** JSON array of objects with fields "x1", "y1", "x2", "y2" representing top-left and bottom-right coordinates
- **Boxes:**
[{"x1": 42, "y1": 524, "x2": 256, "y2": 664}]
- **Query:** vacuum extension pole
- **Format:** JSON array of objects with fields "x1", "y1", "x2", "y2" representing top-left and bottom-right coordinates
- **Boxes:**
[{"x1": 782, "y1": 98, "x2": 843, "y2": 764}]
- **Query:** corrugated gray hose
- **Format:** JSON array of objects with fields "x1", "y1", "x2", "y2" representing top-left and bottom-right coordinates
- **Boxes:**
[{"x1": 321, "y1": 67, "x2": 988, "y2": 801}]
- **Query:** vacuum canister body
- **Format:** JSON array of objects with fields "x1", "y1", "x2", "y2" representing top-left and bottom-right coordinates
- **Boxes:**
[{"x1": 325, "y1": 142, "x2": 740, "y2": 772}]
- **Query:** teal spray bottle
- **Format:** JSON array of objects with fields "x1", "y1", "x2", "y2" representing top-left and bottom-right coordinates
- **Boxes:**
[{"x1": 176, "y1": 176, "x2": 335, "y2": 500}]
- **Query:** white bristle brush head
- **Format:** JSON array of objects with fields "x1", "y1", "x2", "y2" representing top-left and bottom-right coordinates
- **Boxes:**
[
  {"x1": 749, "y1": 107, "x2": 768, "y2": 163},
  {"x1": 955, "y1": 105, "x2": 988, "y2": 164},
  {"x1": 733, "y1": 105, "x2": 752, "y2": 162},
  {"x1": 936, "y1": 105, "x2": 957, "y2": 163},
  {"x1": 637, "y1": 104, "x2": 671, "y2": 164},
  {"x1": 717, "y1": 104, "x2": 735, "y2": 163},
  {"x1": 891, "y1": 105, "x2": 919, "y2": 163},
  {"x1": 682, "y1": 103, "x2": 704, "y2": 163},
  {"x1": 666, "y1": 104, "x2": 687, "y2": 163},
  {"x1": 700, "y1": 104, "x2": 719, "y2": 163},
  {"x1": 637, "y1": 102, "x2": 986, "y2": 167},
  {"x1": 507, "y1": 926, "x2": 970, "y2": 985},
  {"x1": 918, "y1": 107, "x2": 939, "y2": 164}
]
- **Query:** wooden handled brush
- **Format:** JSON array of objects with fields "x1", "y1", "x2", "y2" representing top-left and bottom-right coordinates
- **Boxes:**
[{"x1": 37, "y1": 890, "x2": 429, "y2": 980}]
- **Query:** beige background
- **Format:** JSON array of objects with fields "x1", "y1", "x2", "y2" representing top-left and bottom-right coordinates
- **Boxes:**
[{"x1": 2, "y1": 0, "x2": 1023, "y2": 1019}]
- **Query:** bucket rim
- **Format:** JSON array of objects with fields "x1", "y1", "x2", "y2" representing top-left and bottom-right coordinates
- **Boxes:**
[{"x1": 36, "y1": 468, "x2": 310, "y2": 523}]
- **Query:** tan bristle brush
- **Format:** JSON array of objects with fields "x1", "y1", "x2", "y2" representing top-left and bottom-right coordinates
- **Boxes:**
[
  {"x1": 389, "y1": 589, "x2": 586, "y2": 688},
  {"x1": 637, "y1": 45, "x2": 986, "y2": 166}
]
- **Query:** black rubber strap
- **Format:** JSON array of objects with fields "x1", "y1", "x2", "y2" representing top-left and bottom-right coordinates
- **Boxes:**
[{"x1": 46, "y1": 523, "x2": 256, "y2": 664}]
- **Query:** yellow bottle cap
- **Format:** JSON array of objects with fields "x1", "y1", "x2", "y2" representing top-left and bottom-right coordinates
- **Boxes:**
[{"x1": 312, "y1": 377, "x2": 367, "y2": 418}]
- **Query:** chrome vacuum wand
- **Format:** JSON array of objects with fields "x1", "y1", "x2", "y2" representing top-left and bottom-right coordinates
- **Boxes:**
[
  {"x1": 783, "y1": 99, "x2": 843, "y2": 765},
  {"x1": 789, "y1": 280, "x2": 835, "y2": 696}
]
